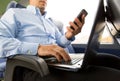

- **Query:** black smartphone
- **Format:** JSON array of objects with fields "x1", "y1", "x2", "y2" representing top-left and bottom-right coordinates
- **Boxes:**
[{"x1": 70, "y1": 9, "x2": 88, "y2": 30}]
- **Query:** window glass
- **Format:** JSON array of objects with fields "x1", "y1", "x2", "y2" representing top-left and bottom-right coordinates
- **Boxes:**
[{"x1": 47, "y1": 0, "x2": 113, "y2": 44}]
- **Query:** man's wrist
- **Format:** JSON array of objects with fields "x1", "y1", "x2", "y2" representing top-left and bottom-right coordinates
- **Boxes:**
[
  {"x1": 65, "y1": 32, "x2": 71, "y2": 39},
  {"x1": 65, "y1": 32, "x2": 74, "y2": 40}
]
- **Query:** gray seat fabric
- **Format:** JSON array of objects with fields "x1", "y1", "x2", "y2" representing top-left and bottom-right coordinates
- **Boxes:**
[
  {"x1": 51, "y1": 19, "x2": 75, "y2": 53},
  {"x1": 6, "y1": 0, "x2": 25, "y2": 11}
]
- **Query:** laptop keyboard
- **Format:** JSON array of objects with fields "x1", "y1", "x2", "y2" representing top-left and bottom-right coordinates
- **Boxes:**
[
  {"x1": 45, "y1": 57, "x2": 83, "y2": 65},
  {"x1": 60, "y1": 58, "x2": 82, "y2": 65},
  {"x1": 71, "y1": 58, "x2": 83, "y2": 64}
]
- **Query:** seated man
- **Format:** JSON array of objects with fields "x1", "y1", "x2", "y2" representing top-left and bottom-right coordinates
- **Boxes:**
[{"x1": 0, "y1": 0, "x2": 86, "y2": 80}]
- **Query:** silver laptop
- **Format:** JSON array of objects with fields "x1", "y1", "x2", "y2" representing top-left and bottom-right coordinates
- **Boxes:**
[{"x1": 44, "y1": 0, "x2": 106, "y2": 72}]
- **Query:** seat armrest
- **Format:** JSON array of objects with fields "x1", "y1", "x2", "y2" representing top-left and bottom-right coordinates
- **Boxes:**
[{"x1": 4, "y1": 55, "x2": 49, "y2": 81}]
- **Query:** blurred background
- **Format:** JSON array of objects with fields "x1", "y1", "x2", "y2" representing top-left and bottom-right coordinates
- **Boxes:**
[{"x1": 0, "y1": 0, "x2": 28, "y2": 16}]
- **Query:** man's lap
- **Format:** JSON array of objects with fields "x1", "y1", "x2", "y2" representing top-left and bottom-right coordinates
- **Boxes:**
[{"x1": 22, "y1": 66, "x2": 120, "y2": 81}]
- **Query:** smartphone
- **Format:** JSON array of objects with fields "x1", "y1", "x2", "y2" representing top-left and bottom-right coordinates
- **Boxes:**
[{"x1": 70, "y1": 9, "x2": 88, "y2": 30}]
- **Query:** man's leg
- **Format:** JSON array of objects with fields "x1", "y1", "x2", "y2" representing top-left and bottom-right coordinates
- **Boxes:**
[
  {"x1": 22, "y1": 53, "x2": 120, "y2": 81},
  {"x1": 22, "y1": 66, "x2": 120, "y2": 81},
  {"x1": 23, "y1": 69, "x2": 43, "y2": 81},
  {"x1": 92, "y1": 53, "x2": 120, "y2": 70}
]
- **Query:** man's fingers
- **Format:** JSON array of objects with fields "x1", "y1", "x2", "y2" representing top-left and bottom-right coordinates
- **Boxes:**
[
  {"x1": 74, "y1": 18, "x2": 84, "y2": 29},
  {"x1": 51, "y1": 51, "x2": 63, "y2": 62},
  {"x1": 37, "y1": 45, "x2": 71, "y2": 62},
  {"x1": 55, "y1": 47, "x2": 71, "y2": 61}
]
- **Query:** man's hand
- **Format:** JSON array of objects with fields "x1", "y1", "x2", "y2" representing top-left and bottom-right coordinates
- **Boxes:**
[
  {"x1": 37, "y1": 45, "x2": 71, "y2": 62},
  {"x1": 65, "y1": 15, "x2": 86, "y2": 39}
]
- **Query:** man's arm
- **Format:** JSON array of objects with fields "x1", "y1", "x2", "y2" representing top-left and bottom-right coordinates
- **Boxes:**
[
  {"x1": 54, "y1": 15, "x2": 85, "y2": 48},
  {"x1": 0, "y1": 9, "x2": 39, "y2": 57},
  {"x1": 65, "y1": 15, "x2": 85, "y2": 39},
  {"x1": 0, "y1": 9, "x2": 71, "y2": 62}
]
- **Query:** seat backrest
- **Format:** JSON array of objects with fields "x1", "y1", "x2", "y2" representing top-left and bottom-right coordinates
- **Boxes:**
[
  {"x1": 51, "y1": 19, "x2": 75, "y2": 53},
  {"x1": 49, "y1": 17, "x2": 75, "y2": 53},
  {"x1": 6, "y1": 0, "x2": 25, "y2": 11}
]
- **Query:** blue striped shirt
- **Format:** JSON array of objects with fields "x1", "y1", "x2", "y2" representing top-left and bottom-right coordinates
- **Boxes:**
[{"x1": 0, "y1": 5, "x2": 74, "y2": 71}]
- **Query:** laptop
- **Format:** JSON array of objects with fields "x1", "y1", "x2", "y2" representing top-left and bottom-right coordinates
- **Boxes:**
[
  {"x1": 44, "y1": 0, "x2": 106, "y2": 72},
  {"x1": 106, "y1": 0, "x2": 120, "y2": 45}
]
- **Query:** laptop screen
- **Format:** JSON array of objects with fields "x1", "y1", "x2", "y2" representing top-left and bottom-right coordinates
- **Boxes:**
[{"x1": 82, "y1": 0, "x2": 106, "y2": 68}]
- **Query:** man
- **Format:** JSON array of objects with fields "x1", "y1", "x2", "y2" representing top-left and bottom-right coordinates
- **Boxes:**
[{"x1": 0, "y1": 0, "x2": 85, "y2": 77}]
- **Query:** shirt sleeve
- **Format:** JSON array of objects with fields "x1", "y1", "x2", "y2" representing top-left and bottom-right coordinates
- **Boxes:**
[
  {"x1": 53, "y1": 21, "x2": 75, "y2": 48},
  {"x1": 0, "y1": 9, "x2": 39, "y2": 58}
]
